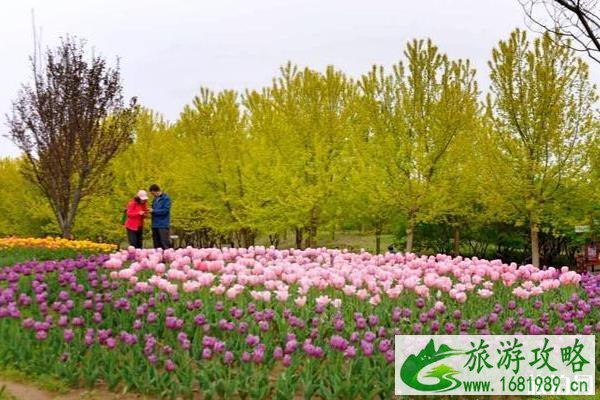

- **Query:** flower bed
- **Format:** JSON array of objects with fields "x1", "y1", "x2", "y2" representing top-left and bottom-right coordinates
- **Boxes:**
[
  {"x1": 0, "y1": 237, "x2": 116, "y2": 253},
  {"x1": 0, "y1": 247, "x2": 597, "y2": 398}
]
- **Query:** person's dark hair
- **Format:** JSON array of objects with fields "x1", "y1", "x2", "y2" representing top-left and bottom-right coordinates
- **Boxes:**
[
  {"x1": 134, "y1": 196, "x2": 141, "y2": 203},
  {"x1": 149, "y1": 184, "x2": 161, "y2": 192}
]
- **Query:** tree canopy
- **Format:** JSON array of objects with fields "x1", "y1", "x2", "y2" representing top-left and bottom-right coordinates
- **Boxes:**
[{"x1": 5, "y1": 30, "x2": 599, "y2": 267}]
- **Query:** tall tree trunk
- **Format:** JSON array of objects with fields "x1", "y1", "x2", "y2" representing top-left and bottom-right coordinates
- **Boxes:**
[
  {"x1": 305, "y1": 226, "x2": 316, "y2": 248},
  {"x1": 295, "y1": 228, "x2": 303, "y2": 249},
  {"x1": 405, "y1": 214, "x2": 416, "y2": 253},
  {"x1": 239, "y1": 228, "x2": 255, "y2": 248},
  {"x1": 375, "y1": 225, "x2": 382, "y2": 255},
  {"x1": 452, "y1": 225, "x2": 460, "y2": 257},
  {"x1": 530, "y1": 220, "x2": 540, "y2": 268},
  {"x1": 269, "y1": 233, "x2": 280, "y2": 248},
  {"x1": 306, "y1": 207, "x2": 318, "y2": 248},
  {"x1": 61, "y1": 210, "x2": 75, "y2": 239},
  {"x1": 63, "y1": 178, "x2": 85, "y2": 240},
  {"x1": 61, "y1": 224, "x2": 74, "y2": 240}
]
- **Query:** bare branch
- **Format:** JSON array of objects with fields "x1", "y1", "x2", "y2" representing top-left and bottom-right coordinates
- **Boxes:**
[
  {"x1": 519, "y1": 0, "x2": 600, "y2": 63},
  {"x1": 5, "y1": 36, "x2": 138, "y2": 238}
]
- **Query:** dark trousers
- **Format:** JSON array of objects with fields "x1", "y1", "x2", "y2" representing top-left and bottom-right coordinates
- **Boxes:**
[
  {"x1": 152, "y1": 228, "x2": 171, "y2": 249},
  {"x1": 126, "y1": 228, "x2": 143, "y2": 249}
]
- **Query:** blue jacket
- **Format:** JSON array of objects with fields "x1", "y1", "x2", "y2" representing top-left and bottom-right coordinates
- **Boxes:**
[{"x1": 151, "y1": 193, "x2": 171, "y2": 228}]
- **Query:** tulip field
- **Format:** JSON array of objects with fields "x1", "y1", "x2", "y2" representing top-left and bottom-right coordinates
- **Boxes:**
[
  {"x1": 0, "y1": 237, "x2": 117, "y2": 271},
  {"x1": 0, "y1": 244, "x2": 598, "y2": 399}
]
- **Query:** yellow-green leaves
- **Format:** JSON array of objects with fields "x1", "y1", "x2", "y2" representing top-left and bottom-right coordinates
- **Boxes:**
[{"x1": 486, "y1": 29, "x2": 598, "y2": 266}]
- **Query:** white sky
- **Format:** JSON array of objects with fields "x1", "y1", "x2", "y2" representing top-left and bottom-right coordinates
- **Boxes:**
[{"x1": 1, "y1": 0, "x2": 597, "y2": 157}]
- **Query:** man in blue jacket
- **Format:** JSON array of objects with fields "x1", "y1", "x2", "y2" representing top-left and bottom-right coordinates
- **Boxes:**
[{"x1": 149, "y1": 184, "x2": 172, "y2": 249}]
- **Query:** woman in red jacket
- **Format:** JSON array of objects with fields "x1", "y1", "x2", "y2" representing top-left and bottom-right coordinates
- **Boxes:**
[{"x1": 124, "y1": 190, "x2": 149, "y2": 248}]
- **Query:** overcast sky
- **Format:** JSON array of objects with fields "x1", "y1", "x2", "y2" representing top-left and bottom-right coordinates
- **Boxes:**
[{"x1": 1, "y1": 0, "x2": 596, "y2": 157}]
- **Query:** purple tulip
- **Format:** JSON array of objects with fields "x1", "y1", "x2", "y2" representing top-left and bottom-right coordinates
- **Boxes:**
[
  {"x1": 392, "y1": 307, "x2": 402, "y2": 322},
  {"x1": 165, "y1": 359, "x2": 176, "y2": 372},
  {"x1": 63, "y1": 329, "x2": 74, "y2": 343},
  {"x1": 35, "y1": 330, "x2": 48, "y2": 341},
  {"x1": 258, "y1": 321, "x2": 269, "y2": 332},
  {"x1": 202, "y1": 348, "x2": 213, "y2": 360},
  {"x1": 147, "y1": 312, "x2": 158, "y2": 324},
  {"x1": 378, "y1": 339, "x2": 391, "y2": 352},
  {"x1": 360, "y1": 340, "x2": 374, "y2": 356},
  {"x1": 246, "y1": 335, "x2": 260, "y2": 347},
  {"x1": 194, "y1": 314, "x2": 206, "y2": 326},
  {"x1": 284, "y1": 339, "x2": 298, "y2": 354},
  {"x1": 273, "y1": 346, "x2": 284, "y2": 359},
  {"x1": 241, "y1": 351, "x2": 251, "y2": 363},
  {"x1": 223, "y1": 351, "x2": 234, "y2": 365},
  {"x1": 330, "y1": 335, "x2": 348, "y2": 351},
  {"x1": 344, "y1": 346, "x2": 357, "y2": 359},
  {"x1": 413, "y1": 323, "x2": 423, "y2": 334},
  {"x1": 355, "y1": 317, "x2": 366, "y2": 330},
  {"x1": 503, "y1": 318, "x2": 515, "y2": 332},
  {"x1": 364, "y1": 331, "x2": 376, "y2": 343},
  {"x1": 367, "y1": 315, "x2": 379, "y2": 326},
  {"x1": 105, "y1": 337, "x2": 116, "y2": 349},
  {"x1": 282, "y1": 354, "x2": 292, "y2": 367}
]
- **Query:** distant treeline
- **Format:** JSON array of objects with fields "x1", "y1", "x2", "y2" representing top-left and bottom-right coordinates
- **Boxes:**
[{"x1": 1, "y1": 29, "x2": 598, "y2": 267}]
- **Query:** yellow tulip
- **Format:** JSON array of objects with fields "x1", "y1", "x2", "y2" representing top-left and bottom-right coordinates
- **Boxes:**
[{"x1": 0, "y1": 236, "x2": 116, "y2": 253}]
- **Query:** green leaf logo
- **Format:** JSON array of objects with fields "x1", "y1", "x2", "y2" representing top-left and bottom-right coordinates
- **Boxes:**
[{"x1": 400, "y1": 339, "x2": 465, "y2": 392}]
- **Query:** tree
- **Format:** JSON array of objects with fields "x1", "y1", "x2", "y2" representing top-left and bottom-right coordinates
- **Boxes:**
[
  {"x1": 358, "y1": 40, "x2": 478, "y2": 253},
  {"x1": 176, "y1": 88, "x2": 253, "y2": 247},
  {"x1": 245, "y1": 63, "x2": 357, "y2": 248},
  {"x1": 7, "y1": 37, "x2": 138, "y2": 238},
  {"x1": 486, "y1": 29, "x2": 597, "y2": 267},
  {"x1": 74, "y1": 110, "x2": 176, "y2": 243},
  {"x1": 351, "y1": 66, "x2": 406, "y2": 254},
  {"x1": 343, "y1": 129, "x2": 398, "y2": 254},
  {"x1": 0, "y1": 157, "x2": 56, "y2": 237},
  {"x1": 519, "y1": 0, "x2": 600, "y2": 63}
]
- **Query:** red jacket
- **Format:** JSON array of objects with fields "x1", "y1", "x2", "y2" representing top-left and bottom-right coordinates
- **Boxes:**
[{"x1": 124, "y1": 199, "x2": 148, "y2": 231}]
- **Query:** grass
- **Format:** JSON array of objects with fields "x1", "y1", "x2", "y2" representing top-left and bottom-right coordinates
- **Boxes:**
[
  {"x1": 0, "y1": 367, "x2": 69, "y2": 394},
  {"x1": 255, "y1": 231, "x2": 396, "y2": 253},
  {"x1": 0, "y1": 248, "x2": 98, "y2": 268},
  {"x1": 0, "y1": 386, "x2": 16, "y2": 400}
]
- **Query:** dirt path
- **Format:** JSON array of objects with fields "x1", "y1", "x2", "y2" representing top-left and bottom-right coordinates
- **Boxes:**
[{"x1": 0, "y1": 379, "x2": 148, "y2": 400}]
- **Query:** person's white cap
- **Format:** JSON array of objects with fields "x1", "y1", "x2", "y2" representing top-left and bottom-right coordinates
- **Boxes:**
[{"x1": 137, "y1": 190, "x2": 148, "y2": 200}]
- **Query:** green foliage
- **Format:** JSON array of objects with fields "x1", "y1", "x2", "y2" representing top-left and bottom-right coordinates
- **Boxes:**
[
  {"x1": 74, "y1": 110, "x2": 178, "y2": 243},
  {"x1": 176, "y1": 88, "x2": 252, "y2": 244},
  {"x1": 0, "y1": 158, "x2": 56, "y2": 237},
  {"x1": 244, "y1": 63, "x2": 360, "y2": 248},
  {"x1": 0, "y1": 367, "x2": 69, "y2": 394},
  {"x1": 354, "y1": 39, "x2": 480, "y2": 252},
  {"x1": 2, "y1": 31, "x2": 599, "y2": 265},
  {"x1": 484, "y1": 29, "x2": 598, "y2": 266}
]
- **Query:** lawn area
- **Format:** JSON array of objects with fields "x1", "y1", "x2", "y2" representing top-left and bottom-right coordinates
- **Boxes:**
[{"x1": 255, "y1": 231, "x2": 396, "y2": 253}]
